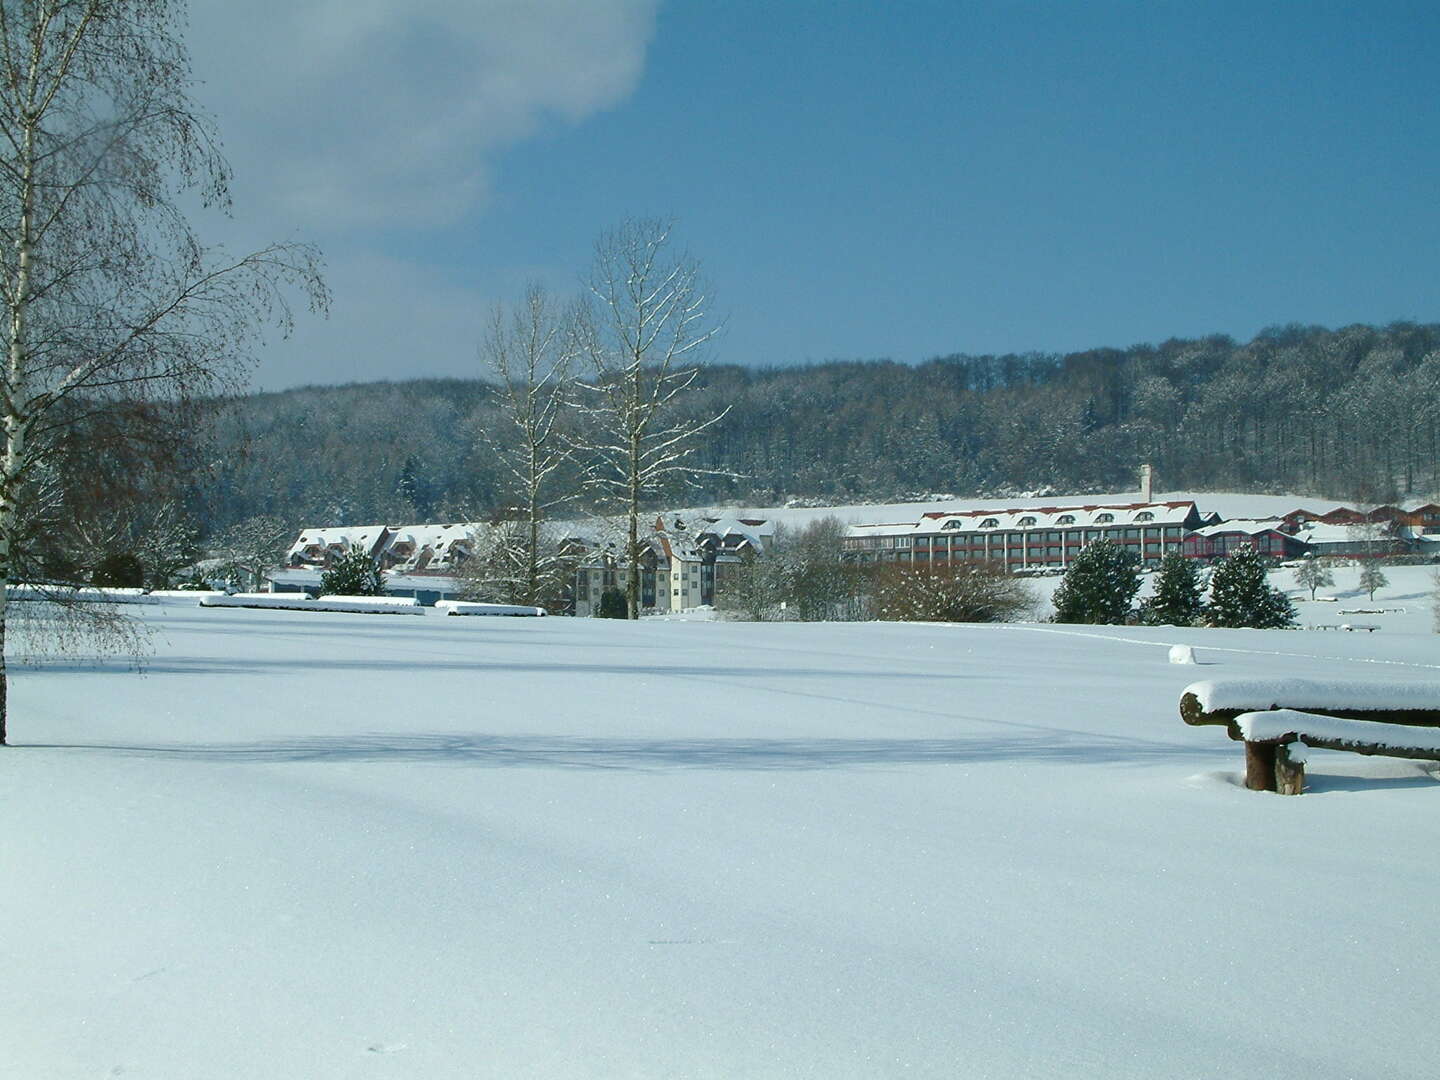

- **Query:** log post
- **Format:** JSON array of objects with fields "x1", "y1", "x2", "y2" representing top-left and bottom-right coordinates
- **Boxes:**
[
  {"x1": 1274, "y1": 741, "x2": 1306, "y2": 796},
  {"x1": 1244, "y1": 740, "x2": 1277, "y2": 791}
]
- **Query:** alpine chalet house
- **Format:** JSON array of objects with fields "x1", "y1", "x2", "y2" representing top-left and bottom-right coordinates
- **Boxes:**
[{"x1": 842, "y1": 501, "x2": 1205, "y2": 571}]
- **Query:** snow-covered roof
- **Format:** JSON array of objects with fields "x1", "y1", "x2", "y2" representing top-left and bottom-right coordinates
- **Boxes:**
[
  {"x1": 699, "y1": 515, "x2": 775, "y2": 540},
  {"x1": 848, "y1": 501, "x2": 1196, "y2": 538},
  {"x1": 288, "y1": 522, "x2": 481, "y2": 567},
  {"x1": 1289, "y1": 521, "x2": 1399, "y2": 544},
  {"x1": 1192, "y1": 518, "x2": 1295, "y2": 538},
  {"x1": 287, "y1": 524, "x2": 399, "y2": 561}
]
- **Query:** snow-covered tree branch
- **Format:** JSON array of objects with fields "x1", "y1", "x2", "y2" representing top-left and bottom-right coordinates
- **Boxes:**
[
  {"x1": 571, "y1": 218, "x2": 730, "y2": 619},
  {"x1": 0, "y1": 1, "x2": 328, "y2": 745}
]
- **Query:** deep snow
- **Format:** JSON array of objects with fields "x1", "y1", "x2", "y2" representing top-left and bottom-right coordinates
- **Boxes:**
[{"x1": 6, "y1": 578, "x2": 1440, "y2": 1078}]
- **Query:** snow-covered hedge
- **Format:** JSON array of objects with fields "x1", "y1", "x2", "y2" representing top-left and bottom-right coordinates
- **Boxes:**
[
  {"x1": 199, "y1": 593, "x2": 424, "y2": 615},
  {"x1": 147, "y1": 589, "x2": 227, "y2": 602},
  {"x1": 8, "y1": 584, "x2": 158, "y2": 604},
  {"x1": 1184, "y1": 678, "x2": 1440, "y2": 714},
  {"x1": 434, "y1": 600, "x2": 546, "y2": 617}
]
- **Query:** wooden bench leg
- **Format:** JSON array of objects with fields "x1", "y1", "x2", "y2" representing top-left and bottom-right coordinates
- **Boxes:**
[
  {"x1": 1275, "y1": 741, "x2": 1306, "y2": 796},
  {"x1": 1244, "y1": 740, "x2": 1277, "y2": 791}
]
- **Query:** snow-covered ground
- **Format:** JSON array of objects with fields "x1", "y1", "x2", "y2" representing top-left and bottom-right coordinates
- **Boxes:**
[{"x1": 7, "y1": 579, "x2": 1440, "y2": 1078}]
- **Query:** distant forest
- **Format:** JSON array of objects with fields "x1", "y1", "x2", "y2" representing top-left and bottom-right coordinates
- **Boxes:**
[{"x1": 202, "y1": 321, "x2": 1440, "y2": 534}]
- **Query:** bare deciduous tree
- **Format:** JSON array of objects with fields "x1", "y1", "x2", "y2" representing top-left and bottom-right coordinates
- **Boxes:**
[
  {"x1": 210, "y1": 514, "x2": 295, "y2": 592},
  {"x1": 458, "y1": 518, "x2": 578, "y2": 612},
  {"x1": 0, "y1": 1, "x2": 327, "y2": 744},
  {"x1": 478, "y1": 283, "x2": 577, "y2": 607},
  {"x1": 574, "y1": 218, "x2": 727, "y2": 618}
]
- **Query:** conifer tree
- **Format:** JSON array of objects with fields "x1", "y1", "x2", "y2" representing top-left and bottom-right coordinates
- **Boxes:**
[
  {"x1": 1052, "y1": 540, "x2": 1141, "y2": 625},
  {"x1": 319, "y1": 547, "x2": 385, "y2": 597},
  {"x1": 1206, "y1": 547, "x2": 1295, "y2": 628},
  {"x1": 1140, "y1": 552, "x2": 1204, "y2": 626}
]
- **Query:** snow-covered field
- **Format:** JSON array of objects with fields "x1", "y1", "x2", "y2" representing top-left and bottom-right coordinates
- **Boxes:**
[{"x1": 7, "y1": 574, "x2": 1440, "y2": 1078}]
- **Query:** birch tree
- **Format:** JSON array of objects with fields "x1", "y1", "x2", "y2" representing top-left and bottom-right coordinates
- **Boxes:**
[
  {"x1": 575, "y1": 219, "x2": 726, "y2": 619},
  {"x1": 478, "y1": 283, "x2": 577, "y2": 607},
  {"x1": 0, "y1": 1, "x2": 327, "y2": 745}
]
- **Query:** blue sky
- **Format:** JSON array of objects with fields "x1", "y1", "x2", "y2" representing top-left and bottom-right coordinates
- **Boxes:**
[{"x1": 187, "y1": 1, "x2": 1440, "y2": 390}]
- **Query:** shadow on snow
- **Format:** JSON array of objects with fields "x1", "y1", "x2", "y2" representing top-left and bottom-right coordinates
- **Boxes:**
[{"x1": 26, "y1": 731, "x2": 1224, "y2": 770}]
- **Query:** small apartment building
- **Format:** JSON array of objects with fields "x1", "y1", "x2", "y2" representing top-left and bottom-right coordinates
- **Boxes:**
[
  {"x1": 843, "y1": 501, "x2": 1204, "y2": 571},
  {"x1": 573, "y1": 514, "x2": 771, "y2": 616},
  {"x1": 1181, "y1": 520, "x2": 1307, "y2": 561}
]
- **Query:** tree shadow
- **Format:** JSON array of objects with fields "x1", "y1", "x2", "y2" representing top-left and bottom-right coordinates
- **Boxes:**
[{"x1": 15, "y1": 655, "x2": 982, "y2": 681}]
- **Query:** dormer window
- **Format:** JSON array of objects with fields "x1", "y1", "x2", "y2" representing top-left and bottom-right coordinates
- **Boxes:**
[
  {"x1": 1095, "y1": 513, "x2": 1114, "y2": 524},
  {"x1": 941, "y1": 519, "x2": 962, "y2": 530},
  {"x1": 1135, "y1": 511, "x2": 1154, "y2": 523},
  {"x1": 1056, "y1": 515, "x2": 1075, "y2": 526},
  {"x1": 1018, "y1": 516, "x2": 1037, "y2": 527},
  {"x1": 979, "y1": 518, "x2": 999, "y2": 529}
]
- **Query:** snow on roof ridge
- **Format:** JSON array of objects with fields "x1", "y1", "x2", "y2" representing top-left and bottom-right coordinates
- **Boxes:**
[{"x1": 918, "y1": 499, "x2": 1194, "y2": 520}]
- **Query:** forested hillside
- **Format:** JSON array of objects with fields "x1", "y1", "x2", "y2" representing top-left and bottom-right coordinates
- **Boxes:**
[{"x1": 205, "y1": 321, "x2": 1440, "y2": 534}]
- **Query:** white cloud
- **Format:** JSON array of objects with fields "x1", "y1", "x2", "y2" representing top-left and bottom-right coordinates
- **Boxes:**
[{"x1": 187, "y1": 0, "x2": 658, "y2": 229}]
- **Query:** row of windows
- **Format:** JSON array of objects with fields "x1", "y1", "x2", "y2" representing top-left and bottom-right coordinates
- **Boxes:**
[
  {"x1": 942, "y1": 511, "x2": 1158, "y2": 530},
  {"x1": 848, "y1": 525, "x2": 1187, "y2": 549},
  {"x1": 916, "y1": 527, "x2": 1184, "y2": 545}
]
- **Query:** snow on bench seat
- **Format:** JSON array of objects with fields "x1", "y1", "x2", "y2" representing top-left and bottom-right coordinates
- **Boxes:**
[
  {"x1": 1236, "y1": 708, "x2": 1440, "y2": 756},
  {"x1": 434, "y1": 601, "x2": 546, "y2": 617},
  {"x1": 200, "y1": 593, "x2": 424, "y2": 614}
]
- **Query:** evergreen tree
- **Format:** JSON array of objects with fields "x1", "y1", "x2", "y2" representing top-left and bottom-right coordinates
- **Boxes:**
[
  {"x1": 1052, "y1": 540, "x2": 1141, "y2": 625},
  {"x1": 1206, "y1": 547, "x2": 1295, "y2": 628},
  {"x1": 91, "y1": 553, "x2": 145, "y2": 588},
  {"x1": 1140, "y1": 552, "x2": 1204, "y2": 626},
  {"x1": 319, "y1": 547, "x2": 385, "y2": 597},
  {"x1": 596, "y1": 588, "x2": 628, "y2": 619},
  {"x1": 1294, "y1": 556, "x2": 1334, "y2": 600},
  {"x1": 1358, "y1": 562, "x2": 1389, "y2": 601}
]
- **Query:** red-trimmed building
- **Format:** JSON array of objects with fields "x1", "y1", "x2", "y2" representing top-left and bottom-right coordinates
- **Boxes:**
[{"x1": 842, "y1": 500, "x2": 1204, "y2": 571}]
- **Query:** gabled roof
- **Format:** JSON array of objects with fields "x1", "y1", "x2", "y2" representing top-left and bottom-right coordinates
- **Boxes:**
[{"x1": 1192, "y1": 518, "x2": 1297, "y2": 538}]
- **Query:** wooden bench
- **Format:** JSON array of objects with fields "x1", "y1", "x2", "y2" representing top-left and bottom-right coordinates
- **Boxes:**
[{"x1": 1180, "y1": 678, "x2": 1440, "y2": 794}]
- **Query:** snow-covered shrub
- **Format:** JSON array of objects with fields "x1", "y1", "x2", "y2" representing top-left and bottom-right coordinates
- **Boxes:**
[{"x1": 872, "y1": 563, "x2": 1035, "y2": 623}]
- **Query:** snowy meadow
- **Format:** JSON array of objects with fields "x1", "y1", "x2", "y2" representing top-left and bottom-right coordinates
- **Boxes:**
[{"x1": 7, "y1": 572, "x2": 1440, "y2": 1079}]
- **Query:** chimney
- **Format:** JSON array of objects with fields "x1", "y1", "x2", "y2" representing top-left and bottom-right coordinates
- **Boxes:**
[{"x1": 1139, "y1": 464, "x2": 1153, "y2": 503}]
